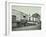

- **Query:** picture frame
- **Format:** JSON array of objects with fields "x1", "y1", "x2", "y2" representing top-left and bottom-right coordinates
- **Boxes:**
[{"x1": 5, "y1": 1, "x2": 44, "y2": 35}]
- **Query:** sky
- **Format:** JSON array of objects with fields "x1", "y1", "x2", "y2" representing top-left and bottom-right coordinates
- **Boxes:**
[{"x1": 12, "y1": 6, "x2": 41, "y2": 16}]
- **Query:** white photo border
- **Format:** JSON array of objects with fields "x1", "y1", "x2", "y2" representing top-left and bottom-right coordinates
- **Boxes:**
[{"x1": 6, "y1": 2, "x2": 45, "y2": 35}]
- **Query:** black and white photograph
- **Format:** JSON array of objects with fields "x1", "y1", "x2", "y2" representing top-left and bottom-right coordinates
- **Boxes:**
[{"x1": 12, "y1": 5, "x2": 41, "y2": 31}]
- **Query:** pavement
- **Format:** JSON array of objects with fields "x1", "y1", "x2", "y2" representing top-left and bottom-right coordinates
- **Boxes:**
[{"x1": 12, "y1": 24, "x2": 41, "y2": 31}]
